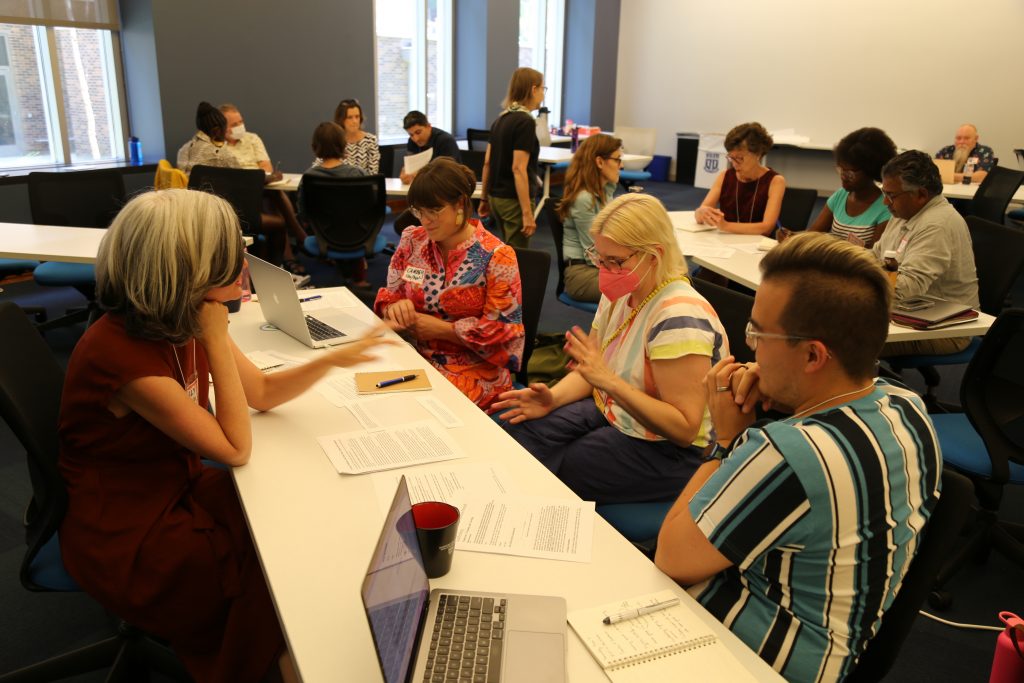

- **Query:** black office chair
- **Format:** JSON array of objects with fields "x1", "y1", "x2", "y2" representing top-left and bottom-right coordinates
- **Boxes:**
[
  {"x1": 379, "y1": 143, "x2": 407, "y2": 178},
  {"x1": 461, "y1": 149, "x2": 486, "y2": 179},
  {"x1": 691, "y1": 278, "x2": 755, "y2": 364},
  {"x1": 845, "y1": 469, "x2": 973, "y2": 682},
  {"x1": 966, "y1": 166, "x2": 1024, "y2": 224},
  {"x1": 299, "y1": 175, "x2": 388, "y2": 285},
  {"x1": 927, "y1": 309, "x2": 1024, "y2": 609},
  {"x1": 541, "y1": 198, "x2": 598, "y2": 314},
  {"x1": 187, "y1": 164, "x2": 265, "y2": 236},
  {"x1": 0, "y1": 302, "x2": 191, "y2": 683},
  {"x1": 776, "y1": 187, "x2": 818, "y2": 232},
  {"x1": 887, "y1": 216, "x2": 1024, "y2": 409},
  {"x1": 467, "y1": 128, "x2": 491, "y2": 151},
  {"x1": 29, "y1": 169, "x2": 127, "y2": 331},
  {"x1": 511, "y1": 247, "x2": 551, "y2": 387}
]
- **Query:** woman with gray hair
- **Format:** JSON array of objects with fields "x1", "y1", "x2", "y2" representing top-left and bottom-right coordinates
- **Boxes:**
[
  {"x1": 494, "y1": 193, "x2": 729, "y2": 504},
  {"x1": 57, "y1": 189, "x2": 391, "y2": 683}
]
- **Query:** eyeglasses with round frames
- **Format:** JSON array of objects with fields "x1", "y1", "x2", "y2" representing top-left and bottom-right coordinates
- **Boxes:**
[
  {"x1": 584, "y1": 245, "x2": 640, "y2": 273},
  {"x1": 410, "y1": 206, "x2": 446, "y2": 222},
  {"x1": 744, "y1": 320, "x2": 817, "y2": 351}
]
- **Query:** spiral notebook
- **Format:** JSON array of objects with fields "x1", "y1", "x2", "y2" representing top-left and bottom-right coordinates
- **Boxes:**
[{"x1": 569, "y1": 590, "x2": 758, "y2": 682}]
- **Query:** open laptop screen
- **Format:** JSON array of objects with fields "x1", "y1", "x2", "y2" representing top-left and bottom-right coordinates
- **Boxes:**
[{"x1": 361, "y1": 477, "x2": 430, "y2": 683}]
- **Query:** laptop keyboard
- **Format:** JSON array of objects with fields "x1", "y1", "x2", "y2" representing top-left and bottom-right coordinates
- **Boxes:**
[
  {"x1": 304, "y1": 315, "x2": 346, "y2": 342},
  {"x1": 425, "y1": 594, "x2": 506, "y2": 683}
]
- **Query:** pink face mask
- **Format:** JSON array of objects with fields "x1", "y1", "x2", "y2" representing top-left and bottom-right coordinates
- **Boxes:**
[{"x1": 598, "y1": 262, "x2": 643, "y2": 301}]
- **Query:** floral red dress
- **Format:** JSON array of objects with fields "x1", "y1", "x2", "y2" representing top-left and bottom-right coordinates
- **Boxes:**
[{"x1": 375, "y1": 220, "x2": 525, "y2": 408}]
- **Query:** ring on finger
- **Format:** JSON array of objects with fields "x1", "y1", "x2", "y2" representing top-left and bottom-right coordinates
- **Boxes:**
[{"x1": 716, "y1": 386, "x2": 730, "y2": 393}]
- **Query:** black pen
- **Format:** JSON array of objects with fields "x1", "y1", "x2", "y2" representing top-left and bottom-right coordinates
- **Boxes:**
[
  {"x1": 299, "y1": 295, "x2": 322, "y2": 303},
  {"x1": 376, "y1": 374, "x2": 418, "y2": 388}
]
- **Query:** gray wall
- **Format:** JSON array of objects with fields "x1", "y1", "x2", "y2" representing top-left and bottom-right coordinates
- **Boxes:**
[
  {"x1": 129, "y1": 0, "x2": 375, "y2": 171},
  {"x1": 563, "y1": 0, "x2": 620, "y2": 130},
  {"x1": 119, "y1": 0, "x2": 163, "y2": 161},
  {"x1": 119, "y1": 0, "x2": 619, "y2": 166},
  {"x1": 453, "y1": 0, "x2": 520, "y2": 136}
]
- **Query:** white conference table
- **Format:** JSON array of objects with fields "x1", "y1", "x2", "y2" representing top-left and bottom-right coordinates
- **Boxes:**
[
  {"x1": 942, "y1": 182, "x2": 1024, "y2": 205},
  {"x1": 669, "y1": 211, "x2": 995, "y2": 343},
  {"x1": 0, "y1": 222, "x2": 108, "y2": 263},
  {"x1": 0, "y1": 222, "x2": 254, "y2": 264},
  {"x1": 227, "y1": 291, "x2": 782, "y2": 683}
]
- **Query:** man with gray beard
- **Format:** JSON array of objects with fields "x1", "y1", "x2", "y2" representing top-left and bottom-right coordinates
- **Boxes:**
[{"x1": 935, "y1": 123, "x2": 994, "y2": 184}]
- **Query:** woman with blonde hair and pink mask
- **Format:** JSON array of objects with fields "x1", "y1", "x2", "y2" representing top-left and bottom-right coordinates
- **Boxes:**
[{"x1": 494, "y1": 193, "x2": 729, "y2": 504}]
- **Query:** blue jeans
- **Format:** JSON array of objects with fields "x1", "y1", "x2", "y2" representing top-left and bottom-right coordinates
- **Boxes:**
[{"x1": 504, "y1": 399, "x2": 702, "y2": 504}]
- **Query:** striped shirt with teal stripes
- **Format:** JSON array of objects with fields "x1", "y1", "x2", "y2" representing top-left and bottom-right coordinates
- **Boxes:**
[{"x1": 687, "y1": 380, "x2": 941, "y2": 683}]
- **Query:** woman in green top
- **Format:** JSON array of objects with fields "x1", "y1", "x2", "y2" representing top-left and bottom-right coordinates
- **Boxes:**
[
  {"x1": 808, "y1": 127, "x2": 897, "y2": 248},
  {"x1": 558, "y1": 134, "x2": 623, "y2": 302}
]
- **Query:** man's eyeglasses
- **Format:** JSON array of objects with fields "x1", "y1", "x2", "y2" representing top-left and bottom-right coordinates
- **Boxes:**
[
  {"x1": 744, "y1": 320, "x2": 817, "y2": 351},
  {"x1": 584, "y1": 245, "x2": 640, "y2": 273},
  {"x1": 881, "y1": 189, "x2": 913, "y2": 202},
  {"x1": 411, "y1": 206, "x2": 445, "y2": 222},
  {"x1": 601, "y1": 155, "x2": 624, "y2": 167}
]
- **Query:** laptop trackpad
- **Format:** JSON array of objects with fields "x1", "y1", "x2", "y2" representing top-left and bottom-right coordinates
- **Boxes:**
[{"x1": 504, "y1": 630, "x2": 566, "y2": 682}]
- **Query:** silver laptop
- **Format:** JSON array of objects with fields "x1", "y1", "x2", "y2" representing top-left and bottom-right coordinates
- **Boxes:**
[
  {"x1": 245, "y1": 253, "x2": 370, "y2": 348},
  {"x1": 361, "y1": 476, "x2": 567, "y2": 683},
  {"x1": 933, "y1": 158, "x2": 955, "y2": 185}
]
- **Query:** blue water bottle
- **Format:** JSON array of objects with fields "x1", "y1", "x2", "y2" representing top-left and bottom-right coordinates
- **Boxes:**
[{"x1": 129, "y1": 136, "x2": 143, "y2": 165}]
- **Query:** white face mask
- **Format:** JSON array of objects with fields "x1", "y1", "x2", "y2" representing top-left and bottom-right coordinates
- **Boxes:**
[{"x1": 230, "y1": 124, "x2": 246, "y2": 140}]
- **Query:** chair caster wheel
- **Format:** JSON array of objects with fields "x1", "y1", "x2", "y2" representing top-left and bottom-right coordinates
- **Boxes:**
[{"x1": 928, "y1": 591, "x2": 952, "y2": 610}]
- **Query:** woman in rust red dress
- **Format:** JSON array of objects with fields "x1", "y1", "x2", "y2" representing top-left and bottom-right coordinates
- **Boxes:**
[{"x1": 58, "y1": 188, "x2": 391, "y2": 683}]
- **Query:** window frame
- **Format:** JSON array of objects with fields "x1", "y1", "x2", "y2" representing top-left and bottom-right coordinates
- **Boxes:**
[
  {"x1": 373, "y1": 0, "x2": 453, "y2": 145},
  {"x1": 0, "y1": 19, "x2": 129, "y2": 171}
]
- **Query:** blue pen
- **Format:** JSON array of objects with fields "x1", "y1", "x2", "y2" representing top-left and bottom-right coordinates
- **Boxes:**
[
  {"x1": 299, "y1": 295, "x2": 322, "y2": 303},
  {"x1": 376, "y1": 374, "x2": 418, "y2": 388}
]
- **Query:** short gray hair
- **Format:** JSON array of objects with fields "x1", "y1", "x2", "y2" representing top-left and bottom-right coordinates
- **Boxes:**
[
  {"x1": 96, "y1": 189, "x2": 244, "y2": 343},
  {"x1": 881, "y1": 150, "x2": 942, "y2": 197}
]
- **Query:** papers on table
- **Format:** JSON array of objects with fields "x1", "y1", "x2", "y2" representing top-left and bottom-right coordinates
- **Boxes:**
[
  {"x1": 372, "y1": 462, "x2": 515, "y2": 513},
  {"x1": 403, "y1": 148, "x2": 433, "y2": 175},
  {"x1": 315, "y1": 371, "x2": 360, "y2": 406},
  {"x1": 457, "y1": 494, "x2": 594, "y2": 563},
  {"x1": 416, "y1": 395, "x2": 464, "y2": 428},
  {"x1": 371, "y1": 464, "x2": 595, "y2": 562},
  {"x1": 318, "y1": 420, "x2": 466, "y2": 474},
  {"x1": 244, "y1": 350, "x2": 305, "y2": 373}
]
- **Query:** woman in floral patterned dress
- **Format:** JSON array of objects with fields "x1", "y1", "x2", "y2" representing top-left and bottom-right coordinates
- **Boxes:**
[{"x1": 374, "y1": 157, "x2": 525, "y2": 409}]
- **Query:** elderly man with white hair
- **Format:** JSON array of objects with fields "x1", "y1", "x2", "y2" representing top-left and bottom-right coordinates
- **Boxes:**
[{"x1": 935, "y1": 123, "x2": 994, "y2": 184}]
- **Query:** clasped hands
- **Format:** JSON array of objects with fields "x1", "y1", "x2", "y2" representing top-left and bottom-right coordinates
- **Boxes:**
[
  {"x1": 703, "y1": 356, "x2": 772, "y2": 445},
  {"x1": 383, "y1": 299, "x2": 453, "y2": 340},
  {"x1": 694, "y1": 206, "x2": 726, "y2": 228}
]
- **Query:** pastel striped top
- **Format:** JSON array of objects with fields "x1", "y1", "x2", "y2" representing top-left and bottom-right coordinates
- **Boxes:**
[
  {"x1": 591, "y1": 278, "x2": 728, "y2": 446},
  {"x1": 687, "y1": 380, "x2": 941, "y2": 682}
]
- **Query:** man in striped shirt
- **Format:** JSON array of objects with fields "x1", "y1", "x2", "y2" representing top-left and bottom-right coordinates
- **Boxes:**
[{"x1": 655, "y1": 232, "x2": 941, "y2": 683}]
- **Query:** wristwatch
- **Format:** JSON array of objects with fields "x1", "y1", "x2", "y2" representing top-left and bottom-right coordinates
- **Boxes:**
[{"x1": 702, "y1": 441, "x2": 731, "y2": 463}]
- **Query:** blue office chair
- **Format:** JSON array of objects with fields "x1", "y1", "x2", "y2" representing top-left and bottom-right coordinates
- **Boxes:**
[
  {"x1": 926, "y1": 309, "x2": 1024, "y2": 610},
  {"x1": 541, "y1": 199, "x2": 598, "y2": 314},
  {"x1": 299, "y1": 174, "x2": 389, "y2": 286},
  {"x1": 618, "y1": 168, "x2": 652, "y2": 192},
  {"x1": 0, "y1": 303, "x2": 191, "y2": 682},
  {"x1": 28, "y1": 169, "x2": 126, "y2": 331},
  {"x1": 595, "y1": 501, "x2": 675, "y2": 548},
  {"x1": 887, "y1": 216, "x2": 1024, "y2": 410}
]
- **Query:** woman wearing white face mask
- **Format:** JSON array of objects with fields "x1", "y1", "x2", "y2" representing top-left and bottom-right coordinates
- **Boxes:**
[{"x1": 494, "y1": 194, "x2": 729, "y2": 504}]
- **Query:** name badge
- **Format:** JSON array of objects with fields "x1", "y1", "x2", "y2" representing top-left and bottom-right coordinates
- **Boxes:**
[
  {"x1": 896, "y1": 234, "x2": 910, "y2": 256},
  {"x1": 402, "y1": 266, "x2": 426, "y2": 285},
  {"x1": 185, "y1": 375, "x2": 199, "y2": 405}
]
